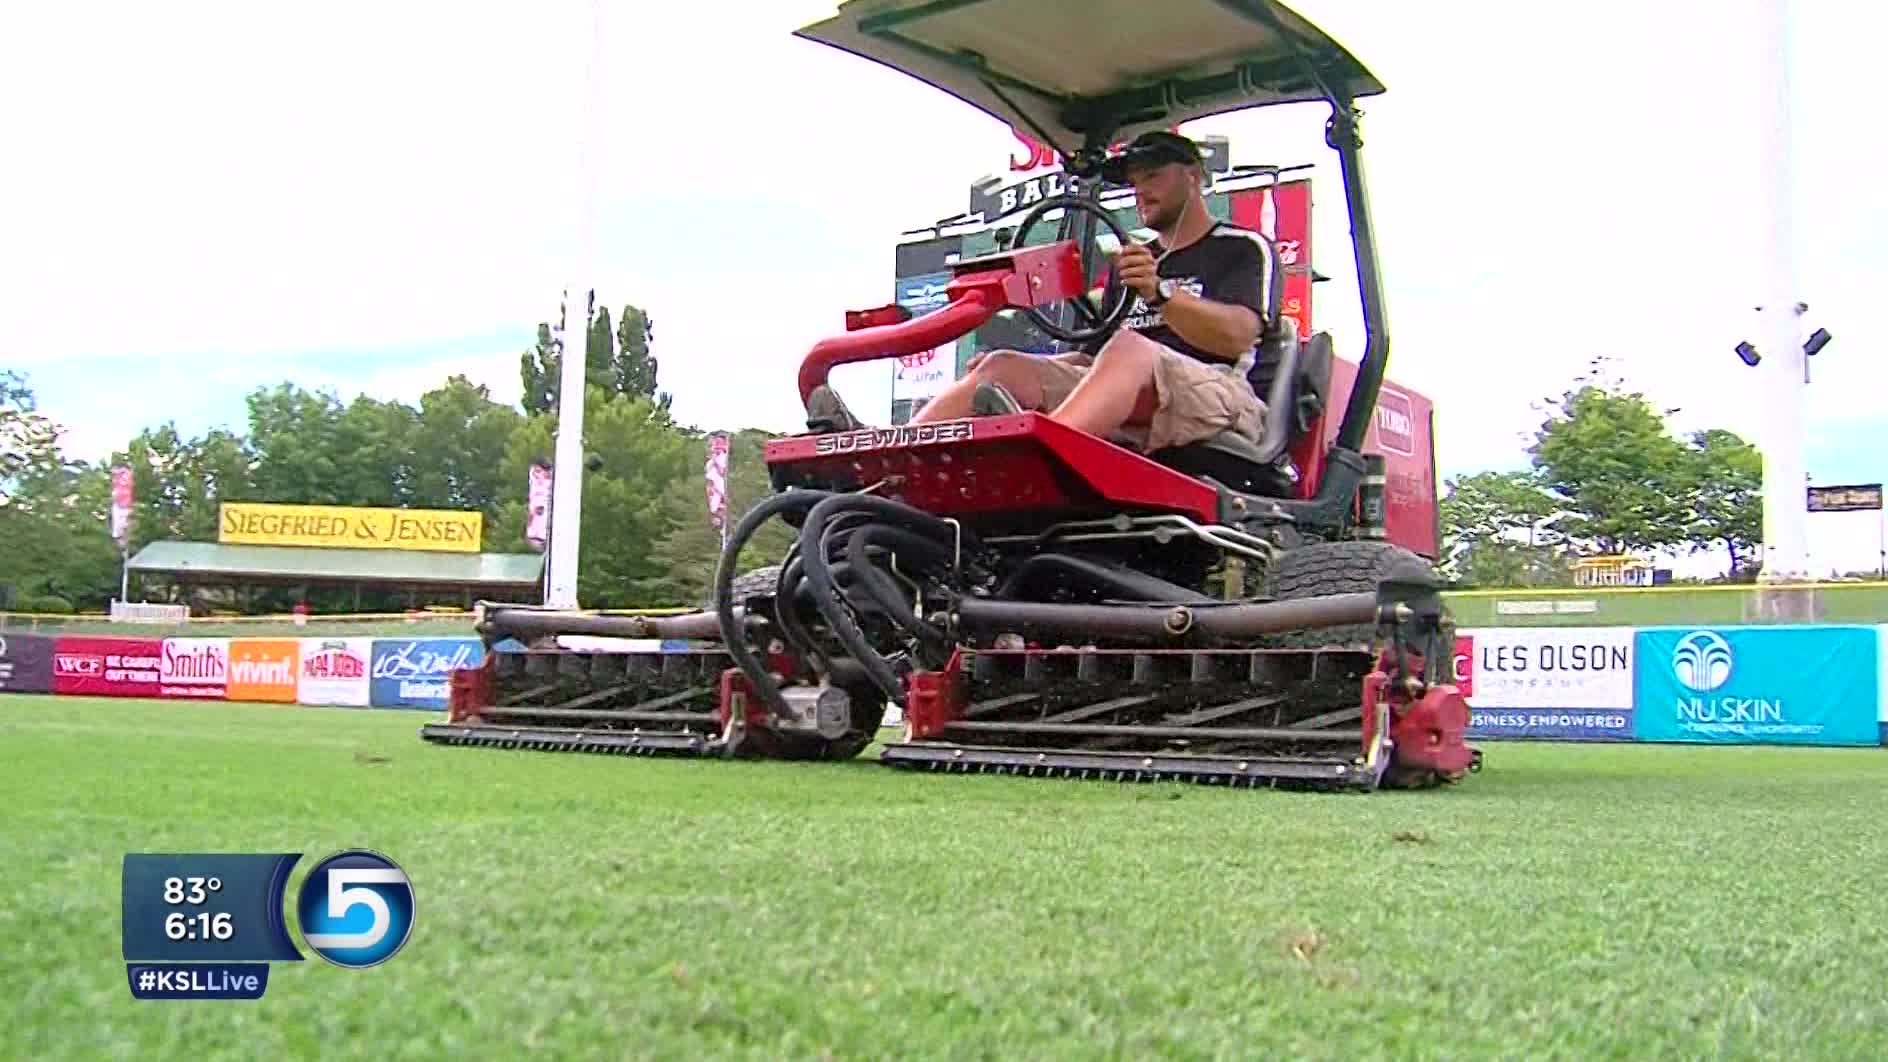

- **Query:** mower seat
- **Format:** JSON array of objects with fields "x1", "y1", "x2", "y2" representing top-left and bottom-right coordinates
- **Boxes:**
[{"x1": 1149, "y1": 315, "x2": 1316, "y2": 496}]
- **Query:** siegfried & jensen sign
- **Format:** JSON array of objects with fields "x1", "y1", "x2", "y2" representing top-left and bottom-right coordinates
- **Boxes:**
[{"x1": 219, "y1": 503, "x2": 482, "y2": 552}]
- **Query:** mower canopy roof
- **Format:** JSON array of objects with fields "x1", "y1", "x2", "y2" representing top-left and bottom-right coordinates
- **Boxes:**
[{"x1": 793, "y1": 0, "x2": 1382, "y2": 152}]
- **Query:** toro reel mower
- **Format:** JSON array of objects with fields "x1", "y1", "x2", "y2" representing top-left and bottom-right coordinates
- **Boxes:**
[{"x1": 421, "y1": 0, "x2": 1480, "y2": 791}]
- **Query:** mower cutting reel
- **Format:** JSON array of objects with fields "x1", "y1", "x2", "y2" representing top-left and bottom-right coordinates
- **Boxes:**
[{"x1": 420, "y1": 0, "x2": 1483, "y2": 792}]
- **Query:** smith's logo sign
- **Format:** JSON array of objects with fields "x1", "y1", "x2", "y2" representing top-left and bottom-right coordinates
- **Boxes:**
[{"x1": 814, "y1": 421, "x2": 975, "y2": 456}]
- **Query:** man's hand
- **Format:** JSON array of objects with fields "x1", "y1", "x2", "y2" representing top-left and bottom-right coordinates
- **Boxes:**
[{"x1": 1114, "y1": 241, "x2": 1159, "y2": 302}]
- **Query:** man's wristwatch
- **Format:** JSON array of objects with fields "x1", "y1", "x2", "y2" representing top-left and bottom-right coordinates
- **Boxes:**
[{"x1": 1149, "y1": 278, "x2": 1177, "y2": 306}]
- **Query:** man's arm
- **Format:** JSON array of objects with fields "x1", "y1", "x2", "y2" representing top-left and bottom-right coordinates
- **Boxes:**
[
  {"x1": 1156, "y1": 289, "x2": 1261, "y2": 363},
  {"x1": 1158, "y1": 237, "x2": 1267, "y2": 362}
]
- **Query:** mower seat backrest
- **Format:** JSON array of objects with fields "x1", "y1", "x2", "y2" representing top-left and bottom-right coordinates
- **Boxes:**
[
  {"x1": 1247, "y1": 314, "x2": 1300, "y2": 465},
  {"x1": 1249, "y1": 324, "x2": 1334, "y2": 443}
]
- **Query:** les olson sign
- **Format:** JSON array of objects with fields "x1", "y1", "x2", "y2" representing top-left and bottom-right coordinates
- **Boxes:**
[{"x1": 1454, "y1": 628, "x2": 1636, "y2": 741}]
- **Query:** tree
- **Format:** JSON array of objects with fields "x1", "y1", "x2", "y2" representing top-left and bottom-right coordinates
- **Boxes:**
[
  {"x1": 1527, "y1": 358, "x2": 1693, "y2": 555},
  {"x1": 639, "y1": 430, "x2": 792, "y2": 604},
  {"x1": 243, "y1": 383, "x2": 351, "y2": 505},
  {"x1": 1679, "y1": 428, "x2": 1763, "y2": 575},
  {"x1": 409, "y1": 375, "x2": 523, "y2": 519},
  {"x1": 493, "y1": 386, "x2": 693, "y2": 607},
  {"x1": 1438, "y1": 470, "x2": 1572, "y2": 588},
  {"x1": 614, "y1": 304, "x2": 668, "y2": 409},
  {"x1": 0, "y1": 460, "x2": 121, "y2": 610},
  {"x1": 519, "y1": 295, "x2": 668, "y2": 416},
  {"x1": 519, "y1": 322, "x2": 562, "y2": 417},
  {"x1": 1, "y1": 370, "x2": 61, "y2": 507}
]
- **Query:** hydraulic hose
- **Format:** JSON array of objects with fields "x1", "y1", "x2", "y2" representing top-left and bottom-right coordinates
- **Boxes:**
[
  {"x1": 997, "y1": 553, "x2": 1217, "y2": 604},
  {"x1": 713, "y1": 488, "x2": 830, "y2": 719},
  {"x1": 798, "y1": 493, "x2": 982, "y2": 704},
  {"x1": 844, "y1": 523, "x2": 953, "y2": 655}
]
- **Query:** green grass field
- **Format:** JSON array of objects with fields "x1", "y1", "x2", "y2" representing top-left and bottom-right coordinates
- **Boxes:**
[{"x1": 5, "y1": 694, "x2": 1886, "y2": 1060}]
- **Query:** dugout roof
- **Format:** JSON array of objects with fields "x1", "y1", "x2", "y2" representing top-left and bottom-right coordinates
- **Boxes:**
[{"x1": 127, "y1": 540, "x2": 544, "y2": 591}]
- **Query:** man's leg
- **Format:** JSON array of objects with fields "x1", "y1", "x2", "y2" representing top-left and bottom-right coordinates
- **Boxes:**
[
  {"x1": 909, "y1": 350, "x2": 1070, "y2": 424},
  {"x1": 1043, "y1": 330, "x2": 1161, "y2": 439}
]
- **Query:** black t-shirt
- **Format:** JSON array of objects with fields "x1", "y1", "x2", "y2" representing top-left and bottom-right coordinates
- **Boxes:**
[{"x1": 1077, "y1": 222, "x2": 1274, "y2": 372}]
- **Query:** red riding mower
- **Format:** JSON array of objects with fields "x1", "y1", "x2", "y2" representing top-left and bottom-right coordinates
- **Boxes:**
[{"x1": 422, "y1": 0, "x2": 1480, "y2": 791}]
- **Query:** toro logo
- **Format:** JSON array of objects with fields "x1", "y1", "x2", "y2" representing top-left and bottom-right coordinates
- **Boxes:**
[
  {"x1": 897, "y1": 350, "x2": 936, "y2": 370},
  {"x1": 1374, "y1": 388, "x2": 1415, "y2": 456}
]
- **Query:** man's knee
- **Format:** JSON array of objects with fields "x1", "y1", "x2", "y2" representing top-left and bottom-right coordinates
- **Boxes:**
[
  {"x1": 969, "y1": 349, "x2": 1033, "y2": 378},
  {"x1": 1092, "y1": 330, "x2": 1158, "y2": 374}
]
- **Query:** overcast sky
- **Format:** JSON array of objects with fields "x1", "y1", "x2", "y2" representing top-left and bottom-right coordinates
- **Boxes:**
[{"x1": 2, "y1": 1, "x2": 1882, "y2": 575}]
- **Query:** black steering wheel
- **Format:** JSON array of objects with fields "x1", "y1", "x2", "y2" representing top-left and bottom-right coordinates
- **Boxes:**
[{"x1": 1006, "y1": 193, "x2": 1136, "y2": 344}]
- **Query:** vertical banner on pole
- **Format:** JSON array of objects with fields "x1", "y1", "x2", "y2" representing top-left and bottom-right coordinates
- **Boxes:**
[
  {"x1": 111, "y1": 464, "x2": 134, "y2": 602},
  {"x1": 705, "y1": 432, "x2": 730, "y2": 538},
  {"x1": 110, "y1": 466, "x2": 133, "y2": 545},
  {"x1": 525, "y1": 461, "x2": 552, "y2": 552}
]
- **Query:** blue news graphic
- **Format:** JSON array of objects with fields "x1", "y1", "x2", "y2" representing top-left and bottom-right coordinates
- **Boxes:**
[
  {"x1": 120, "y1": 853, "x2": 305, "y2": 964},
  {"x1": 1633, "y1": 626, "x2": 1881, "y2": 746},
  {"x1": 295, "y1": 849, "x2": 416, "y2": 968},
  {"x1": 369, "y1": 637, "x2": 482, "y2": 708}
]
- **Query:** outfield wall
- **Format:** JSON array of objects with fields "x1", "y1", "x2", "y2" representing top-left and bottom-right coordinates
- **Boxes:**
[
  {"x1": 0, "y1": 634, "x2": 488, "y2": 710},
  {"x1": 4, "y1": 625, "x2": 1884, "y2": 748},
  {"x1": 1445, "y1": 582, "x2": 1888, "y2": 628},
  {"x1": 1455, "y1": 624, "x2": 1886, "y2": 746}
]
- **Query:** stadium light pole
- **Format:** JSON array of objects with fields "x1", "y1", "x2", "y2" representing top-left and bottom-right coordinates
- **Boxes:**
[
  {"x1": 1752, "y1": 0, "x2": 1811, "y2": 584},
  {"x1": 545, "y1": 0, "x2": 605, "y2": 610}
]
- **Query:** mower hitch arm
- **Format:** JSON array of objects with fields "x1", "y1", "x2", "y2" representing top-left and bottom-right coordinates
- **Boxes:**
[
  {"x1": 798, "y1": 291, "x2": 998, "y2": 404},
  {"x1": 796, "y1": 242, "x2": 1088, "y2": 404}
]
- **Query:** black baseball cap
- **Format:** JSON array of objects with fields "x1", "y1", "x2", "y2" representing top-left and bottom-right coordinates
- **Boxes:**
[{"x1": 1099, "y1": 130, "x2": 1205, "y2": 183}]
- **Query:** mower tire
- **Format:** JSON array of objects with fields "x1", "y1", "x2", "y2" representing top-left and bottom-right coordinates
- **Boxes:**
[
  {"x1": 726, "y1": 565, "x2": 784, "y2": 607},
  {"x1": 1260, "y1": 540, "x2": 1437, "y2": 650}
]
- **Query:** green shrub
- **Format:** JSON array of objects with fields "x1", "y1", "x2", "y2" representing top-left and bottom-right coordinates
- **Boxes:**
[{"x1": 15, "y1": 594, "x2": 74, "y2": 615}]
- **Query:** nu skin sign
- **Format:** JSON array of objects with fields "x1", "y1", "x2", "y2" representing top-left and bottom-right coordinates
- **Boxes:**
[{"x1": 1634, "y1": 626, "x2": 1880, "y2": 747}]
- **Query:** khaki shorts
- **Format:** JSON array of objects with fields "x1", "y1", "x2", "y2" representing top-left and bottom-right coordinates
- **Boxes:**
[{"x1": 1020, "y1": 339, "x2": 1265, "y2": 452}]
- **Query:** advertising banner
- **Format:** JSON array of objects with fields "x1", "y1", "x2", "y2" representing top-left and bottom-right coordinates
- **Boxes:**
[
  {"x1": 891, "y1": 347, "x2": 954, "y2": 402},
  {"x1": 1634, "y1": 626, "x2": 1880, "y2": 746},
  {"x1": 298, "y1": 638, "x2": 372, "y2": 707},
  {"x1": 370, "y1": 637, "x2": 484, "y2": 709},
  {"x1": 218, "y1": 502, "x2": 482, "y2": 553},
  {"x1": 0, "y1": 633, "x2": 55, "y2": 693},
  {"x1": 1230, "y1": 178, "x2": 1312, "y2": 339},
  {"x1": 226, "y1": 639, "x2": 300, "y2": 703},
  {"x1": 525, "y1": 462, "x2": 552, "y2": 551},
  {"x1": 1456, "y1": 627, "x2": 1637, "y2": 740},
  {"x1": 111, "y1": 465, "x2": 134, "y2": 547},
  {"x1": 53, "y1": 636, "x2": 161, "y2": 697},
  {"x1": 159, "y1": 638, "x2": 228, "y2": 699}
]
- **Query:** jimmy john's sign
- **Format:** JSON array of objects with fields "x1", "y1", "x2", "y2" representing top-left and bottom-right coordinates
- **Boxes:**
[{"x1": 219, "y1": 502, "x2": 483, "y2": 553}]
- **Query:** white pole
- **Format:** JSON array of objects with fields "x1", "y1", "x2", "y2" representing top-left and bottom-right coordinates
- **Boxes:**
[
  {"x1": 1754, "y1": 0, "x2": 1810, "y2": 584},
  {"x1": 545, "y1": 0, "x2": 605, "y2": 610}
]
